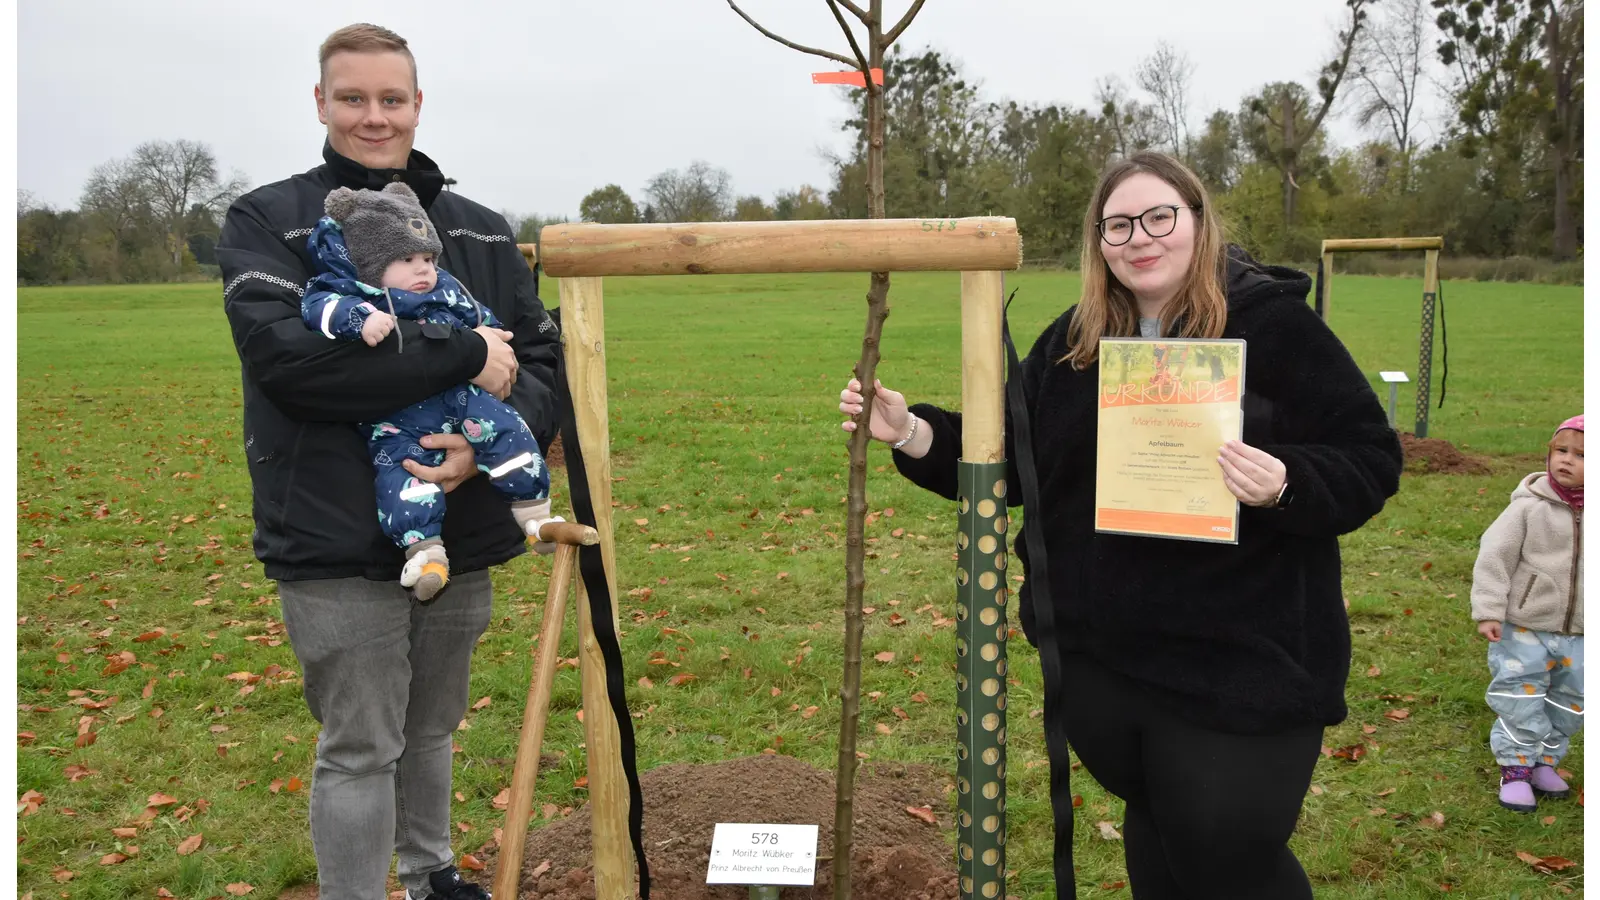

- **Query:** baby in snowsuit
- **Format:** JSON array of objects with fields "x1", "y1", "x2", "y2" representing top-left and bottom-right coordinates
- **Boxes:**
[{"x1": 300, "y1": 182, "x2": 561, "y2": 601}]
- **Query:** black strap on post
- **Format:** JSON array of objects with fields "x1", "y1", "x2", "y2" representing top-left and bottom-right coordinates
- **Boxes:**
[
  {"x1": 1436, "y1": 279, "x2": 1448, "y2": 409},
  {"x1": 553, "y1": 348, "x2": 652, "y2": 899},
  {"x1": 1313, "y1": 256, "x2": 1325, "y2": 319},
  {"x1": 1001, "y1": 290, "x2": 1077, "y2": 899}
]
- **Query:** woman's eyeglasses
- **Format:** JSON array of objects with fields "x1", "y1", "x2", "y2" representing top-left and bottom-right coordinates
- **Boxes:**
[{"x1": 1096, "y1": 205, "x2": 1199, "y2": 246}]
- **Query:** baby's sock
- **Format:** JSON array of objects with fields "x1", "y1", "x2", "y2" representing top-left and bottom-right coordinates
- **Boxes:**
[
  {"x1": 511, "y1": 499, "x2": 565, "y2": 555},
  {"x1": 400, "y1": 539, "x2": 451, "y2": 602}
]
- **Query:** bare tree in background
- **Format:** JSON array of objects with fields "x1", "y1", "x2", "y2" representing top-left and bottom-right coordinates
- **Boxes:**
[
  {"x1": 133, "y1": 139, "x2": 247, "y2": 268},
  {"x1": 724, "y1": 2, "x2": 925, "y2": 897},
  {"x1": 80, "y1": 158, "x2": 154, "y2": 266},
  {"x1": 1242, "y1": 0, "x2": 1372, "y2": 227},
  {"x1": 644, "y1": 160, "x2": 735, "y2": 221},
  {"x1": 1351, "y1": 0, "x2": 1429, "y2": 190},
  {"x1": 1136, "y1": 42, "x2": 1196, "y2": 159},
  {"x1": 1095, "y1": 75, "x2": 1162, "y2": 158}
]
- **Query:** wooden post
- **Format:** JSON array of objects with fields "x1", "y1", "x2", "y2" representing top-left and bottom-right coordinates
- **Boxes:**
[
  {"x1": 960, "y1": 272, "x2": 1006, "y2": 464},
  {"x1": 1319, "y1": 236, "x2": 1444, "y2": 252},
  {"x1": 540, "y1": 218, "x2": 1021, "y2": 277},
  {"x1": 559, "y1": 275, "x2": 634, "y2": 900},
  {"x1": 492, "y1": 543, "x2": 579, "y2": 900},
  {"x1": 1319, "y1": 251, "x2": 1333, "y2": 322},
  {"x1": 955, "y1": 271, "x2": 1009, "y2": 900},
  {"x1": 1417, "y1": 248, "x2": 1441, "y2": 438}
]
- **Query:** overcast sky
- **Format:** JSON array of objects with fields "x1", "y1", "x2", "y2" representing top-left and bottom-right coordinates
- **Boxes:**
[{"x1": 18, "y1": 0, "x2": 1452, "y2": 220}]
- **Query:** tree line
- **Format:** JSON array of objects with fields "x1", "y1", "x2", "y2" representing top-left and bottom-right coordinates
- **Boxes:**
[{"x1": 19, "y1": 0, "x2": 1582, "y2": 285}]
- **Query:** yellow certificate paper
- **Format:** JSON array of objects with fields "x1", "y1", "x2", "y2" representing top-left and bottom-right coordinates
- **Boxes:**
[{"x1": 1095, "y1": 337, "x2": 1246, "y2": 543}]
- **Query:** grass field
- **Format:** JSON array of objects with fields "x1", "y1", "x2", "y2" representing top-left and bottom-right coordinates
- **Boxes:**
[{"x1": 15, "y1": 270, "x2": 1585, "y2": 899}]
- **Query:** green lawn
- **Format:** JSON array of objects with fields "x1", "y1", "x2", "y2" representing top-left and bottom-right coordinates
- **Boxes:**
[{"x1": 16, "y1": 271, "x2": 1584, "y2": 898}]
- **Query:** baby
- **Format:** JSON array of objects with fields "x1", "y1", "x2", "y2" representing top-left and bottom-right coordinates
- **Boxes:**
[{"x1": 299, "y1": 182, "x2": 562, "y2": 601}]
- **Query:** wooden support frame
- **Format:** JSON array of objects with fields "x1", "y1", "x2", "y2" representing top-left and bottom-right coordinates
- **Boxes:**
[
  {"x1": 507, "y1": 219, "x2": 1021, "y2": 900},
  {"x1": 1316, "y1": 236, "x2": 1443, "y2": 438}
]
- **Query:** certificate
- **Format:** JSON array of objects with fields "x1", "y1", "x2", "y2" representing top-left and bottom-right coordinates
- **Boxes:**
[{"x1": 1095, "y1": 337, "x2": 1246, "y2": 543}]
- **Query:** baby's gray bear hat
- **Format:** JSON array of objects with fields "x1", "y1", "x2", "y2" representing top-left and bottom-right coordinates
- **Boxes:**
[{"x1": 324, "y1": 182, "x2": 444, "y2": 287}]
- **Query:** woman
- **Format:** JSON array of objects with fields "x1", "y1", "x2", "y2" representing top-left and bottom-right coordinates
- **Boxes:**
[{"x1": 838, "y1": 151, "x2": 1403, "y2": 897}]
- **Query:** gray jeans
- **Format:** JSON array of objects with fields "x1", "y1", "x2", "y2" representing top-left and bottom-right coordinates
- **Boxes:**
[{"x1": 278, "y1": 570, "x2": 493, "y2": 900}]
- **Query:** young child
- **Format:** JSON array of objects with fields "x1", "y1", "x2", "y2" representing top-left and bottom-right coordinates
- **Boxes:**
[
  {"x1": 1471, "y1": 414, "x2": 1584, "y2": 812},
  {"x1": 300, "y1": 182, "x2": 562, "y2": 601}
]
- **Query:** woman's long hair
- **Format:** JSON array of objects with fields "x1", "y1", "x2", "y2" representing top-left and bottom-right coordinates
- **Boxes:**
[{"x1": 1062, "y1": 151, "x2": 1229, "y2": 369}]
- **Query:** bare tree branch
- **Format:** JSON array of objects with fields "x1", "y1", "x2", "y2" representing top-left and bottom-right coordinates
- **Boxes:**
[
  {"x1": 827, "y1": 0, "x2": 872, "y2": 83},
  {"x1": 834, "y1": 0, "x2": 871, "y2": 23},
  {"x1": 726, "y1": 0, "x2": 859, "y2": 68},
  {"x1": 881, "y1": 0, "x2": 926, "y2": 48}
]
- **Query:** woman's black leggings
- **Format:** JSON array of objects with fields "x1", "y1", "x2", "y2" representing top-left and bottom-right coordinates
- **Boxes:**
[{"x1": 1058, "y1": 653, "x2": 1324, "y2": 899}]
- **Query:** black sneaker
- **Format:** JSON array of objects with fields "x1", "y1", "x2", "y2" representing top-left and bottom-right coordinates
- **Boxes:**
[{"x1": 407, "y1": 865, "x2": 490, "y2": 900}]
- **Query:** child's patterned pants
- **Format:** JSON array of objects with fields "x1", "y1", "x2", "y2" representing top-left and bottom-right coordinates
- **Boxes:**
[
  {"x1": 1486, "y1": 627, "x2": 1584, "y2": 767},
  {"x1": 367, "y1": 384, "x2": 550, "y2": 548}
]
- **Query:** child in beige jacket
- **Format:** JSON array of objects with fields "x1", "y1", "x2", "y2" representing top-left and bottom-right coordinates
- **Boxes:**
[{"x1": 1471, "y1": 414, "x2": 1584, "y2": 812}]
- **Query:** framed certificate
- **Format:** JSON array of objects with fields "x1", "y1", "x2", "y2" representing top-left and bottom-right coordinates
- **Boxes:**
[{"x1": 1095, "y1": 337, "x2": 1246, "y2": 543}]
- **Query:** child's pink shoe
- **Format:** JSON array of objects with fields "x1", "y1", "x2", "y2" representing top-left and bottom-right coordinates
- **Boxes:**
[
  {"x1": 1531, "y1": 764, "x2": 1572, "y2": 799},
  {"x1": 1499, "y1": 766, "x2": 1537, "y2": 813}
]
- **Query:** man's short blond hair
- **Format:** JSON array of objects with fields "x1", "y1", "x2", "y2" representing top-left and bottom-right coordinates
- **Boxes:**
[{"x1": 319, "y1": 23, "x2": 417, "y2": 88}]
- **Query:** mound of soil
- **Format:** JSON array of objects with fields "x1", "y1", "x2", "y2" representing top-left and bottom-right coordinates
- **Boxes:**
[
  {"x1": 544, "y1": 433, "x2": 565, "y2": 469},
  {"x1": 501, "y1": 754, "x2": 961, "y2": 900},
  {"x1": 1397, "y1": 432, "x2": 1493, "y2": 475}
]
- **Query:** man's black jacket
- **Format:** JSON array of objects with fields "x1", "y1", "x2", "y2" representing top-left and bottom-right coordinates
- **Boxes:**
[{"x1": 219, "y1": 142, "x2": 560, "y2": 582}]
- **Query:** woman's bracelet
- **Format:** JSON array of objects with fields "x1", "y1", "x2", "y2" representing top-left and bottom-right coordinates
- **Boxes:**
[{"x1": 891, "y1": 415, "x2": 919, "y2": 450}]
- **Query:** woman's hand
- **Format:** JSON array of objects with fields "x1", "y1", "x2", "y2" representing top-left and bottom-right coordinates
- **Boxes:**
[
  {"x1": 1217, "y1": 439, "x2": 1288, "y2": 507},
  {"x1": 839, "y1": 378, "x2": 912, "y2": 444},
  {"x1": 402, "y1": 433, "x2": 479, "y2": 493}
]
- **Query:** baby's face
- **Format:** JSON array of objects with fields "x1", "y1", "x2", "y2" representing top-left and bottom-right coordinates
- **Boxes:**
[{"x1": 381, "y1": 253, "x2": 438, "y2": 293}]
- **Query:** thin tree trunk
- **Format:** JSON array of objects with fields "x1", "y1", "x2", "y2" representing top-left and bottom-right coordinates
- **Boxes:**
[
  {"x1": 833, "y1": 8, "x2": 888, "y2": 897},
  {"x1": 1548, "y1": 4, "x2": 1576, "y2": 261},
  {"x1": 1280, "y1": 90, "x2": 1298, "y2": 229}
]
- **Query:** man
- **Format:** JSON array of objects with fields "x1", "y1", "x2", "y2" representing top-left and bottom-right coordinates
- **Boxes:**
[{"x1": 217, "y1": 23, "x2": 558, "y2": 900}]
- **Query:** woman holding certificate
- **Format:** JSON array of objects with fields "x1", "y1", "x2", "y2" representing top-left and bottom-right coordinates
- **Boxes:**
[{"x1": 838, "y1": 151, "x2": 1403, "y2": 898}]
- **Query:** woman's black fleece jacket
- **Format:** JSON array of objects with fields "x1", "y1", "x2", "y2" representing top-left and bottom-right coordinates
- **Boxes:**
[{"x1": 893, "y1": 251, "x2": 1404, "y2": 735}]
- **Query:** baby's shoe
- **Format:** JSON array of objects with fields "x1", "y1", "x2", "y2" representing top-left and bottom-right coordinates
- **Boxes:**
[
  {"x1": 511, "y1": 499, "x2": 565, "y2": 555},
  {"x1": 1499, "y1": 765, "x2": 1537, "y2": 813},
  {"x1": 1531, "y1": 764, "x2": 1572, "y2": 799},
  {"x1": 400, "y1": 540, "x2": 451, "y2": 602}
]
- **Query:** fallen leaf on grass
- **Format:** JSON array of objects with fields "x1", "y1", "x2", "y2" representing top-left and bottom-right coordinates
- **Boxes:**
[
  {"x1": 269, "y1": 779, "x2": 284, "y2": 794},
  {"x1": 112, "y1": 827, "x2": 138, "y2": 838},
  {"x1": 286, "y1": 777, "x2": 303, "y2": 793},
  {"x1": 471, "y1": 696, "x2": 491, "y2": 711},
  {"x1": 1542, "y1": 815, "x2": 1557, "y2": 825},
  {"x1": 458, "y1": 853, "x2": 486, "y2": 871},
  {"x1": 147, "y1": 792, "x2": 178, "y2": 807},
  {"x1": 1366, "y1": 665, "x2": 1381, "y2": 677},
  {"x1": 1383, "y1": 708, "x2": 1410, "y2": 721},
  {"x1": 905, "y1": 805, "x2": 937, "y2": 824},
  {"x1": 63, "y1": 765, "x2": 95, "y2": 782},
  {"x1": 1417, "y1": 811, "x2": 1445, "y2": 829},
  {"x1": 667, "y1": 673, "x2": 697, "y2": 687},
  {"x1": 99, "y1": 853, "x2": 128, "y2": 866},
  {"x1": 875, "y1": 723, "x2": 893, "y2": 735},
  {"x1": 1096, "y1": 821, "x2": 1122, "y2": 840},
  {"x1": 1071, "y1": 795, "x2": 1083, "y2": 808},
  {"x1": 1376, "y1": 788, "x2": 1395, "y2": 797},
  {"x1": 1516, "y1": 850, "x2": 1577, "y2": 874},
  {"x1": 1330, "y1": 744, "x2": 1366, "y2": 762},
  {"x1": 873, "y1": 651, "x2": 895, "y2": 663},
  {"x1": 18, "y1": 790, "x2": 44, "y2": 815},
  {"x1": 910, "y1": 691, "x2": 929, "y2": 703},
  {"x1": 51, "y1": 867, "x2": 73, "y2": 882},
  {"x1": 492, "y1": 789, "x2": 510, "y2": 810},
  {"x1": 802, "y1": 706, "x2": 820, "y2": 719},
  {"x1": 225, "y1": 883, "x2": 255, "y2": 895},
  {"x1": 1099, "y1": 882, "x2": 1127, "y2": 891},
  {"x1": 176, "y1": 834, "x2": 203, "y2": 855}
]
